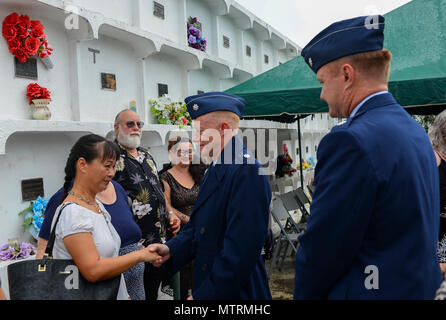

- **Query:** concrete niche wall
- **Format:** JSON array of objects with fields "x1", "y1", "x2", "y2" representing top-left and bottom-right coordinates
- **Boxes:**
[
  {"x1": 0, "y1": 132, "x2": 80, "y2": 244},
  {"x1": 77, "y1": 35, "x2": 140, "y2": 123},
  {"x1": 0, "y1": 9, "x2": 72, "y2": 121}
]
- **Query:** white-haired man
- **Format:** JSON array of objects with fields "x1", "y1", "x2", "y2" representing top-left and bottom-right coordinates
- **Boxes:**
[{"x1": 113, "y1": 109, "x2": 180, "y2": 300}]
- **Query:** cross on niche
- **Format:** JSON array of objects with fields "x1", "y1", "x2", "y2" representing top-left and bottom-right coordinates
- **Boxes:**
[{"x1": 88, "y1": 48, "x2": 100, "y2": 64}]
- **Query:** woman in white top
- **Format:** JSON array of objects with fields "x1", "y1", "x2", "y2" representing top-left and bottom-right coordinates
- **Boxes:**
[{"x1": 52, "y1": 134, "x2": 161, "y2": 300}]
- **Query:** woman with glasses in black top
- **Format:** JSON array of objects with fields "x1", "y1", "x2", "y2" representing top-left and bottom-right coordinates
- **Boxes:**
[{"x1": 160, "y1": 137, "x2": 207, "y2": 300}]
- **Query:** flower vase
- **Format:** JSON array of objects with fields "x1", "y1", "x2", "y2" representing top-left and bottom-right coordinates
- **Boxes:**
[{"x1": 31, "y1": 99, "x2": 51, "y2": 120}]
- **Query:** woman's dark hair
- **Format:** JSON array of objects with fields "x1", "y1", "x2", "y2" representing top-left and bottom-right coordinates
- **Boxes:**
[
  {"x1": 164, "y1": 136, "x2": 207, "y2": 185},
  {"x1": 60, "y1": 134, "x2": 120, "y2": 205}
]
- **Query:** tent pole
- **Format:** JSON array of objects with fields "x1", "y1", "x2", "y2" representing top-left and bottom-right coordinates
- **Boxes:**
[{"x1": 297, "y1": 117, "x2": 304, "y2": 190}]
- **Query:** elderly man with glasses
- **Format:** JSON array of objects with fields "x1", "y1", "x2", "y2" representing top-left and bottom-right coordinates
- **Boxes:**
[{"x1": 113, "y1": 109, "x2": 181, "y2": 300}]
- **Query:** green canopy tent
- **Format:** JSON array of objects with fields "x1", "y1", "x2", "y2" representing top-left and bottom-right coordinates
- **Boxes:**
[
  {"x1": 227, "y1": 0, "x2": 446, "y2": 118},
  {"x1": 226, "y1": 0, "x2": 446, "y2": 187}
]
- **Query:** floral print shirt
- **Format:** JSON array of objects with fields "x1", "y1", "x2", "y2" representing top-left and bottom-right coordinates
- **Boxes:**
[{"x1": 114, "y1": 142, "x2": 168, "y2": 245}]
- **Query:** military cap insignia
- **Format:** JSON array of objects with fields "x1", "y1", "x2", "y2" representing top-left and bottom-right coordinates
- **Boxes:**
[
  {"x1": 193, "y1": 104, "x2": 199, "y2": 111},
  {"x1": 308, "y1": 58, "x2": 313, "y2": 67}
]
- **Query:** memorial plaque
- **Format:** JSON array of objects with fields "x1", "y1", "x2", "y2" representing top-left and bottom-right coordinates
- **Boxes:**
[
  {"x1": 21, "y1": 178, "x2": 44, "y2": 201},
  {"x1": 101, "y1": 73, "x2": 116, "y2": 91},
  {"x1": 158, "y1": 83, "x2": 168, "y2": 97},
  {"x1": 223, "y1": 36, "x2": 230, "y2": 48},
  {"x1": 153, "y1": 2, "x2": 165, "y2": 20},
  {"x1": 14, "y1": 57, "x2": 38, "y2": 79}
]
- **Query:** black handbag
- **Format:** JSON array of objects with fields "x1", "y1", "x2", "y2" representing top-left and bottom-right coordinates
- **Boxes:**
[{"x1": 7, "y1": 203, "x2": 121, "y2": 300}]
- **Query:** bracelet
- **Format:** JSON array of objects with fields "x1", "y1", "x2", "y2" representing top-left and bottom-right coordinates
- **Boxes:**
[
  {"x1": 168, "y1": 211, "x2": 174, "y2": 215},
  {"x1": 182, "y1": 214, "x2": 187, "y2": 220}
]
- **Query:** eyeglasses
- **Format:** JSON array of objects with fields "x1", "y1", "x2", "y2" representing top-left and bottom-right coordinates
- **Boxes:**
[{"x1": 125, "y1": 121, "x2": 144, "y2": 129}]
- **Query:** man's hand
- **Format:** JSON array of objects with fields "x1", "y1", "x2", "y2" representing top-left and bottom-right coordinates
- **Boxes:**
[
  {"x1": 440, "y1": 263, "x2": 446, "y2": 276},
  {"x1": 187, "y1": 295, "x2": 194, "y2": 300},
  {"x1": 148, "y1": 243, "x2": 171, "y2": 267},
  {"x1": 169, "y1": 213, "x2": 181, "y2": 235}
]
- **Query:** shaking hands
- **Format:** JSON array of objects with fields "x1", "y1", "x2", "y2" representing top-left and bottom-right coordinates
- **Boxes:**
[{"x1": 147, "y1": 243, "x2": 171, "y2": 267}]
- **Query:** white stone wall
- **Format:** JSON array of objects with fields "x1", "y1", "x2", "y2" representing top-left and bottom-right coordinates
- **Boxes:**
[
  {"x1": 218, "y1": 15, "x2": 242, "y2": 65},
  {"x1": 139, "y1": 0, "x2": 185, "y2": 45},
  {"x1": 0, "y1": 0, "x2": 307, "y2": 243},
  {"x1": 77, "y1": 36, "x2": 140, "y2": 123},
  {"x1": 71, "y1": 0, "x2": 134, "y2": 25},
  {"x1": 188, "y1": 67, "x2": 220, "y2": 95},
  {"x1": 261, "y1": 40, "x2": 275, "y2": 73},
  {"x1": 242, "y1": 30, "x2": 258, "y2": 74}
]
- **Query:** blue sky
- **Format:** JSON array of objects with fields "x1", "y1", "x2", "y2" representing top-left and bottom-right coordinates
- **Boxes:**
[{"x1": 236, "y1": 0, "x2": 412, "y2": 47}]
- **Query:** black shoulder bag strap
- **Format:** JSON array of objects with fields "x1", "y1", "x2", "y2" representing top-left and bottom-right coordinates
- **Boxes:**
[{"x1": 44, "y1": 202, "x2": 74, "y2": 258}]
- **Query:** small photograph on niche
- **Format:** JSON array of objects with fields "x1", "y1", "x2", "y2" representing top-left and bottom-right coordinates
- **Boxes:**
[{"x1": 101, "y1": 73, "x2": 116, "y2": 91}]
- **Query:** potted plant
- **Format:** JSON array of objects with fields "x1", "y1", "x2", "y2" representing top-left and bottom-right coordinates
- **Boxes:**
[
  {"x1": 187, "y1": 17, "x2": 206, "y2": 52},
  {"x1": 149, "y1": 95, "x2": 192, "y2": 129},
  {"x1": 26, "y1": 83, "x2": 52, "y2": 120}
]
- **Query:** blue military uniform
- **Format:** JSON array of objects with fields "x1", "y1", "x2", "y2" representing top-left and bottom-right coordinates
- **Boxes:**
[
  {"x1": 294, "y1": 16, "x2": 442, "y2": 299},
  {"x1": 165, "y1": 92, "x2": 272, "y2": 300}
]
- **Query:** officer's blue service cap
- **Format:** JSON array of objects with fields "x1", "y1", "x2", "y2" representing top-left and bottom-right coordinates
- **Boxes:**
[
  {"x1": 185, "y1": 92, "x2": 246, "y2": 119},
  {"x1": 301, "y1": 15, "x2": 385, "y2": 73}
]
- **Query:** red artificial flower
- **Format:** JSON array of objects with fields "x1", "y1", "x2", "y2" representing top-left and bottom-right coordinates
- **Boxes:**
[
  {"x1": 3, "y1": 13, "x2": 19, "y2": 27},
  {"x1": 17, "y1": 14, "x2": 31, "y2": 30},
  {"x1": 30, "y1": 20, "x2": 44, "y2": 30},
  {"x1": 16, "y1": 25, "x2": 29, "y2": 39},
  {"x1": 38, "y1": 39, "x2": 53, "y2": 58},
  {"x1": 13, "y1": 46, "x2": 28, "y2": 63},
  {"x1": 26, "y1": 83, "x2": 51, "y2": 105},
  {"x1": 182, "y1": 117, "x2": 188, "y2": 125},
  {"x1": 170, "y1": 114, "x2": 176, "y2": 120},
  {"x1": 24, "y1": 36, "x2": 41, "y2": 56},
  {"x1": 2, "y1": 25, "x2": 17, "y2": 40},
  {"x1": 30, "y1": 24, "x2": 46, "y2": 39},
  {"x1": 7, "y1": 38, "x2": 21, "y2": 51}
]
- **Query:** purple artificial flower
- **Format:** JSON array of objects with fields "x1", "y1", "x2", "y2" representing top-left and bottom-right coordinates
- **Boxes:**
[
  {"x1": 0, "y1": 249, "x2": 12, "y2": 261},
  {"x1": 0, "y1": 244, "x2": 12, "y2": 261},
  {"x1": 0, "y1": 242, "x2": 35, "y2": 261},
  {"x1": 18, "y1": 242, "x2": 35, "y2": 259},
  {"x1": 188, "y1": 35, "x2": 197, "y2": 44},
  {"x1": 192, "y1": 17, "x2": 197, "y2": 23},
  {"x1": 188, "y1": 26, "x2": 199, "y2": 36}
]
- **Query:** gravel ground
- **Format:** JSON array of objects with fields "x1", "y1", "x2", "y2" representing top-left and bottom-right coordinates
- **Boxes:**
[{"x1": 266, "y1": 252, "x2": 295, "y2": 300}]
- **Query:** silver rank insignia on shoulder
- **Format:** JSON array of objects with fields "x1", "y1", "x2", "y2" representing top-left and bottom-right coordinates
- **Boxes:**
[
  {"x1": 309, "y1": 58, "x2": 313, "y2": 67},
  {"x1": 193, "y1": 104, "x2": 199, "y2": 111}
]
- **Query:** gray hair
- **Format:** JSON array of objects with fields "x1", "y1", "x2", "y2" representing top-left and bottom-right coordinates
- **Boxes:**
[{"x1": 428, "y1": 110, "x2": 446, "y2": 157}]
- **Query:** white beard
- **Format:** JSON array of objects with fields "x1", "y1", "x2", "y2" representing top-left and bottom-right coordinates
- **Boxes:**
[{"x1": 118, "y1": 129, "x2": 141, "y2": 149}]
